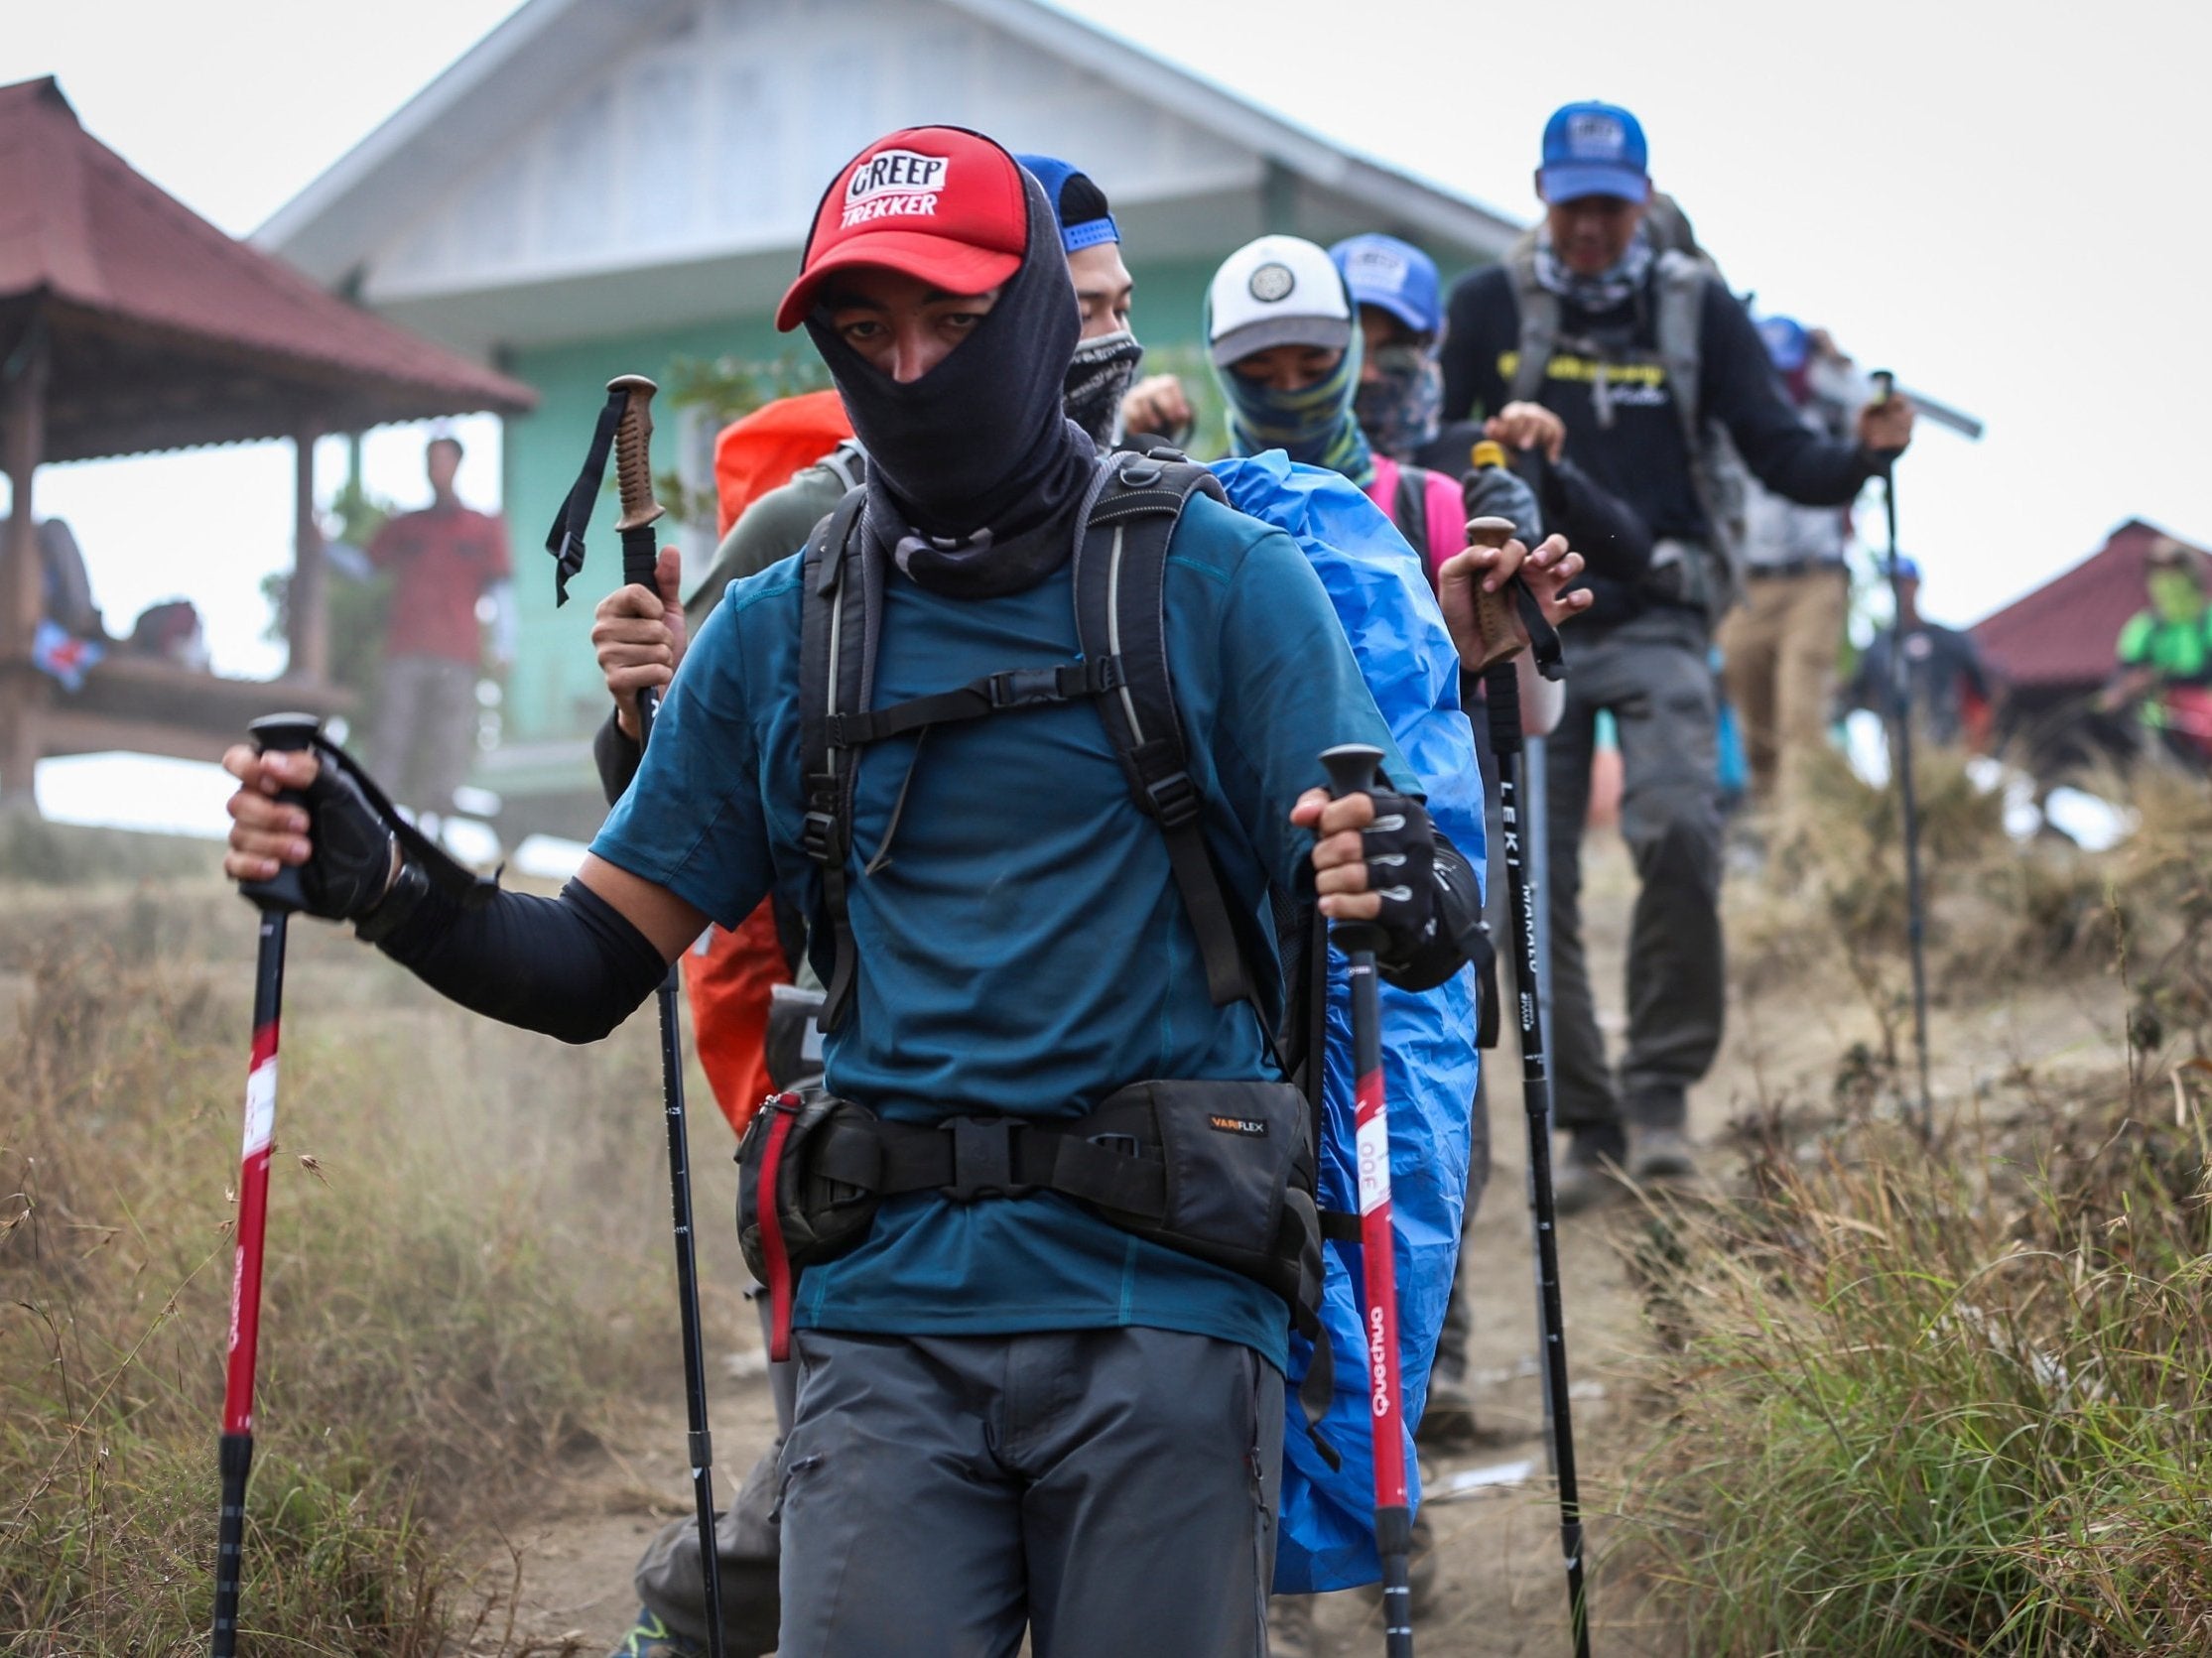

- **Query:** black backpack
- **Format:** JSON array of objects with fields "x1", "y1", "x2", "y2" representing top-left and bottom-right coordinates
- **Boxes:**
[{"x1": 796, "y1": 449, "x2": 1281, "y2": 1042}]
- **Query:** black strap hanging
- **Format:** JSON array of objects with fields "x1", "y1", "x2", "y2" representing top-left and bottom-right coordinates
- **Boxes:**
[{"x1": 543, "y1": 386, "x2": 627, "y2": 606}]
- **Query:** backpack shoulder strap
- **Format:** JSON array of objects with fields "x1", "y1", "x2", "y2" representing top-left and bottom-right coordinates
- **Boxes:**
[
  {"x1": 798, "y1": 484, "x2": 873, "y2": 1031},
  {"x1": 1652, "y1": 248, "x2": 1709, "y2": 453},
  {"x1": 1072, "y1": 451, "x2": 1254, "y2": 1011},
  {"x1": 1506, "y1": 251, "x2": 1558, "y2": 405}
]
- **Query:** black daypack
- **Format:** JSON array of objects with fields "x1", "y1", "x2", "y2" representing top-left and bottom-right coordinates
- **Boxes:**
[
  {"x1": 797, "y1": 449, "x2": 1269, "y2": 1036},
  {"x1": 734, "y1": 449, "x2": 1339, "y2": 1348}
]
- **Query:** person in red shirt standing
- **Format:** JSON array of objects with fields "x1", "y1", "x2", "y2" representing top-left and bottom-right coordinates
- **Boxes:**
[{"x1": 365, "y1": 435, "x2": 513, "y2": 817}]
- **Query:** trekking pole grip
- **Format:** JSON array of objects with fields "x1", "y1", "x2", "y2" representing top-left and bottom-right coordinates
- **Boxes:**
[
  {"x1": 608, "y1": 373, "x2": 666, "y2": 588},
  {"x1": 238, "y1": 713, "x2": 319, "y2": 915},
  {"x1": 1467, "y1": 516, "x2": 1527, "y2": 758},
  {"x1": 1320, "y1": 743, "x2": 1387, "y2": 954}
]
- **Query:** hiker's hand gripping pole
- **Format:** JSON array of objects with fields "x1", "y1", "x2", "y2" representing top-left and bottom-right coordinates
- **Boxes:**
[
  {"x1": 1321, "y1": 742, "x2": 1415, "y2": 1658},
  {"x1": 609, "y1": 374, "x2": 729, "y2": 1658},
  {"x1": 210, "y1": 712, "x2": 317, "y2": 1658},
  {"x1": 1470, "y1": 517, "x2": 1593, "y2": 1658}
]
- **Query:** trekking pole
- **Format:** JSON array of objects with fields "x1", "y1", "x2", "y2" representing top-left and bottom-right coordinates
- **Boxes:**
[
  {"x1": 1320, "y1": 742, "x2": 1414, "y2": 1658},
  {"x1": 1469, "y1": 520, "x2": 1592, "y2": 1658},
  {"x1": 210, "y1": 711, "x2": 319, "y2": 1657},
  {"x1": 608, "y1": 374, "x2": 729, "y2": 1658},
  {"x1": 1872, "y1": 370, "x2": 1935, "y2": 1143}
]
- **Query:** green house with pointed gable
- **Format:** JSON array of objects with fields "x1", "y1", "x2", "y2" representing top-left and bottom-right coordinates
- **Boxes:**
[{"x1": 260, "y1": 0, "x2": 1520, "y2": 834}]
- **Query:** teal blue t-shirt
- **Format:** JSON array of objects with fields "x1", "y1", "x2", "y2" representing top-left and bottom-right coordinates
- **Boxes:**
[{"x1": 591, "y1": 492, "x2": 1408, "y2": 1371}]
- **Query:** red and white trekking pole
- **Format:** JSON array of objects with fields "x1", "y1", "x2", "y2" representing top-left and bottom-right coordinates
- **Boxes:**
[
  {"x1": 210, "y1": 711, "x2": 319, "y2": 1657},
  {"x1": 1322, "y1": 742, "x2": 1415, "y2": 1658}
]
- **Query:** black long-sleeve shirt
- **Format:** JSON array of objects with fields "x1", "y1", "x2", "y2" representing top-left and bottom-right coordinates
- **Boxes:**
[{"x1": 1439, "y1": 263, "x2": 1880, "y2": 625}]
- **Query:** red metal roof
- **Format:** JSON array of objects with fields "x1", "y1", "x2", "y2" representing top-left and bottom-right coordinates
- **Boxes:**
[
  {"x1": 0, "y1": 75, "x2": 534, "y2": 461},
  {"x1": 1971, "y1": 519, "x2": 2200, "y2": 692}
]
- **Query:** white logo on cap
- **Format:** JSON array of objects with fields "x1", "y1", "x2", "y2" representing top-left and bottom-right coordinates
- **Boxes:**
[
  {"x1": 1566, "y1": 113, "x2": 1626, "y2": 160},
  {"x1": 1346, "y1": 245, "x2": 1409, "y2": 294},
  {"x1": 1248, "y1": 262, "x2": 1296, "y2": 304},
  {"x1": 842, "y1": 149, "x2": 951, "y2": 228}
]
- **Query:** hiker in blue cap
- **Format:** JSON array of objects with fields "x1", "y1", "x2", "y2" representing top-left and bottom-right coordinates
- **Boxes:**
[{"x1": 1436, "y1": 100, "x2": 1918, "y2": 1207}]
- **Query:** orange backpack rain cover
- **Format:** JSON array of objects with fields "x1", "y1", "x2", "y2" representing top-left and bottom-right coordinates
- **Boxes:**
[{"x1": 690, "y1": 388, "x2": 853, "y2": 1134}]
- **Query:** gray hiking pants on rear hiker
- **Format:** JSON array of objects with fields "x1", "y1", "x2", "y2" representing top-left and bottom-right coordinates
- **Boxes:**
[
  {"x1": 784, "y1": 1328, "x2": 1281, "y2": 1657},
  {"x1": 639, "y1": 1325, "x2": 1283, "y2": 1658},
  {"x1": 1541, "y1": 609, "x2": 1727, "y2": 1140}
]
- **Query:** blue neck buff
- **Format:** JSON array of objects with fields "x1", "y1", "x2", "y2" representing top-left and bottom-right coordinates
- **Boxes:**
[{"x1": 1215, "y1": 331, "x2": 1374, "y2": 489}]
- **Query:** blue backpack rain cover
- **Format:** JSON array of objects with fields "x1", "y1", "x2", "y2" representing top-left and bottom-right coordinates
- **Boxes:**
[{"x1": 1208, "y1": 451, "x2": 1485, "y2": 1594}]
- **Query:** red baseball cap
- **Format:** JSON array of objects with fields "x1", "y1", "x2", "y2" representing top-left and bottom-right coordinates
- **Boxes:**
[{"x1": 775, "y1": 127, "x2": 1029, "y2": 332}]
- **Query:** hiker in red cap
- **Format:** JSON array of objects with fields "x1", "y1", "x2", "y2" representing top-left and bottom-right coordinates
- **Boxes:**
[{"x1": 224, "y1": 124, "x2": 1495, "y2": 1656}]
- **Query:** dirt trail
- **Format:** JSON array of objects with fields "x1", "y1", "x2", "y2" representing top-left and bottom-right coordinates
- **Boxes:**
[{"x1": 483, "y1": 839, "x2": 2127, "y2": 1656}]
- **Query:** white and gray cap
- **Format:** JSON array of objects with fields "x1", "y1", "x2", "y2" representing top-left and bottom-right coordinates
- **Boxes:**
[{"x1": 1206, "y1": 234, "x2": 1354, "y2": 368}]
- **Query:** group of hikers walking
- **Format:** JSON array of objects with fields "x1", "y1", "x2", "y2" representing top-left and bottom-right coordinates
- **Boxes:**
[{"x1": 219, "y1": 99, "x2": 1917, "y2": 1657}]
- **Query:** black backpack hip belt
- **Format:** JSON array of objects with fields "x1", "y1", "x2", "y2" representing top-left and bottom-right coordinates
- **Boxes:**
[{"x1": 736, "y1": 1077, "x2": 1325, "y2": 1358}]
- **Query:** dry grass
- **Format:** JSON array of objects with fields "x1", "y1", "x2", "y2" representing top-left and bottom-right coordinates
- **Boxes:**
[
  {"x1": 1620, "y1": 761, "x2": 2212, "y2": 1655},
  {"x1": 0, "y1": 848, "x2": 687, "y2": 1653}
]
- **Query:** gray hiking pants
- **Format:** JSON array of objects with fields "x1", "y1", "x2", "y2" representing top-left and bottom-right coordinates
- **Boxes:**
[
  {"x1": 366, "y1": 653, "x2": 479, "y2": 814},
  {"x1": 771, "y1": 1326, "x2": 1283, "y2": 1658},
  {"x1": 1540, "y1": 609, "x2": 1725, "y2": 1139}
]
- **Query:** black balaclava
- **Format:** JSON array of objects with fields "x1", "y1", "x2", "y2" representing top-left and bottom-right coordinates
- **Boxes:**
[{"x1": 803, "y1": 166, "x2": 1096, "y2": 598}]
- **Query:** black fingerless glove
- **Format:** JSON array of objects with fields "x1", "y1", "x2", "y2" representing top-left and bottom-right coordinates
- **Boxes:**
[
  {"x1": 296, "y1": 744, "x2": 400, "y2": 923},
  {"x1": 1461, "y1": 464, "x2": 1543, "y2": 549},
  {"x1": 1359, "y1": 788, "x2": 1437, "y2": 956},
  {"x1": 282, "y1": 735, "x2": 500, "y2": 943}
]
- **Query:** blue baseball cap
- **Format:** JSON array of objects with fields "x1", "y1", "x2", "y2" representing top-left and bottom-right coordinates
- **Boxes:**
[
  {"x1": 1328, "y1": 233, "x2": 1441, "y2": 335},
  {"x1": 1015, "y1": 153, "x2": 1119, "y2": 253},
  {"x1": 1757, "y1": 315, "x2": 1810, "y2": 373},
  {"x1": 1537, "y1": 101, "x2": 1651, "y2": 204},
  {"x1": 1888, "y1": 555, "x2": 1923, "y2": 582}
]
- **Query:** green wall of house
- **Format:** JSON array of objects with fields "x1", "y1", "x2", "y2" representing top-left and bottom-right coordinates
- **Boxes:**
[{"x1": 487, "y1": 253, "x2": 1229, "y2": 817}]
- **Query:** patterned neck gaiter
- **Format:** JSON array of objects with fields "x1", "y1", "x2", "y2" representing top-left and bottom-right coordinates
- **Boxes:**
[
  {"x1": 1354, "y1": 342, "x2": 1443, "y2": 460},
  {"x1": 1216, "y1": 335, "x2": 1374, "y2": 488},
  {"x1": 1532, "y1": 220, "x2": 1655, "y2": 314}
]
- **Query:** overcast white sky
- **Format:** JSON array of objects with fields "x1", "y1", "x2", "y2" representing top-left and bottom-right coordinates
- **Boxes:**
[{"x1": 4, "y1": 0, "x2": 2207, "y2": 815}]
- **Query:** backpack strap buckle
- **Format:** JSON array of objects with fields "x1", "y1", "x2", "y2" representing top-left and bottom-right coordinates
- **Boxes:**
[
  {"x1": 942, "y1": 1115, "x2": 1032, "y2": 1203},
  {"x1": 987, "y1": 666, "x2": 1073, "y2": 709},
  {"x1": 1142, "y1": 767, "x2": 1199, "y2": 829}
]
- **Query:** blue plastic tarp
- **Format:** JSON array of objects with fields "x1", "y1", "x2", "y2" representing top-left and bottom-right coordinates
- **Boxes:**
[{"x1": 1209, "y1": 451, "x2": 1485, "y2": 1593}]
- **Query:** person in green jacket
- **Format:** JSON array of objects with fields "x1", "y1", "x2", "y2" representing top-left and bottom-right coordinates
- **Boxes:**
[{"x1": 2101, "y1": 536, "x2": 2212, "y2": 768}]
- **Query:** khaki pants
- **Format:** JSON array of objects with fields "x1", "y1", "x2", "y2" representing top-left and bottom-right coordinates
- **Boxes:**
[
  {"x1": 1717, "y1": 566, "x2": 1850, "y2": 807},
  {"x1": 366, "y1": 654, "x2": 479, "y2": 813}
]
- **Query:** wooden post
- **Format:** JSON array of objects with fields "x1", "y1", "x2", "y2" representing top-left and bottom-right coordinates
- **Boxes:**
[
  {"x1": 0, "y1": 319, "x2": 51, "y2": 809},
  {"x1": 287, "y1": 424, "x2": 326, "y2": 684}
]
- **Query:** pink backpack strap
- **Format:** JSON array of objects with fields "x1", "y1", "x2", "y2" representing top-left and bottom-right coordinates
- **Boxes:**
[{"x1": 1365, "y1": 456, "x2": 1467, "y2": 588}]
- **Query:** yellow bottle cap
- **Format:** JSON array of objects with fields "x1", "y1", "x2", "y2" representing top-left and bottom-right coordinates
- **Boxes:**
[{"x1": 1470, "y1": 440, "x2": 1507, "y2": 470}]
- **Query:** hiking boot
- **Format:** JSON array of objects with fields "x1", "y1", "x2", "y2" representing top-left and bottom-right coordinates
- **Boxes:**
[
  {"x1": 1550, "y1": 1129, "x2": 1627, "y2": 1214},
  {"x1": 1415, "y1": 1371, "x2": 1483, "y2": 1454},
  {"x1": 609, "y1": 1608, "x2": 705, "y2": 1658},
  {"x1": 1630, "y1": 1125, "x2": 1699, "y2": 1184},
  {"x1": 1408, "y1": 1508, "x2": 1441, "y2": 1618},
  {"x1": 1268, "y1": 1593, "x2": 1321, "y2": 1658}
]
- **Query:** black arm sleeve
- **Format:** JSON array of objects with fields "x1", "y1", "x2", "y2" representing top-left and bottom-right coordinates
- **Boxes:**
[
  {"x1": 1703, "y1": 286, "x2": 1878, "y2": 506},
  {"x1": 592, "y1": 708, "x2": 643, "y2": 805},
  {"x1": 376, "y1": 877, "x2": 671, "y2": 1045},
  {"x1": 1377, "y1": 830, "x2": 1485, "y2": 994},
  {"x1": 1532, "y1": 450, "x2": 1654, "y2": 584}
]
